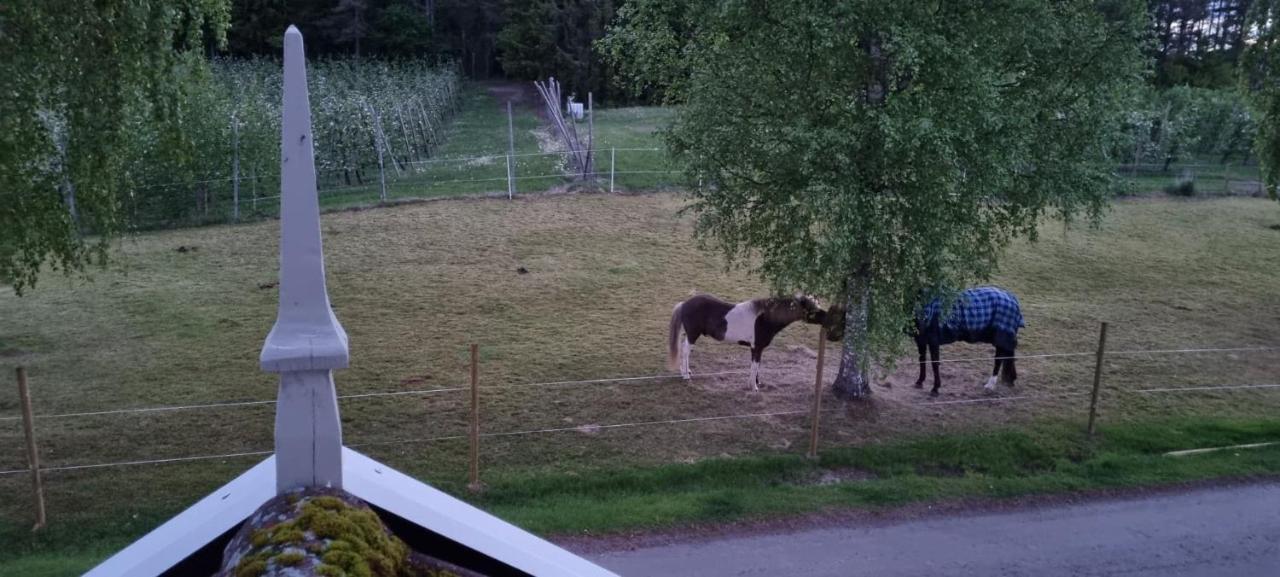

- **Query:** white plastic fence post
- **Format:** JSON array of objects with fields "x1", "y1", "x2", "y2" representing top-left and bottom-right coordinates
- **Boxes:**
[{"x1": 610, "y1": 147, "x2": 615, "y2": 193}]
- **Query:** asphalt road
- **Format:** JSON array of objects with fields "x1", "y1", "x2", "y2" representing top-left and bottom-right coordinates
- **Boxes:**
[{"x1": 590, "y1": 484, "x2": 1280, "y2": 576}]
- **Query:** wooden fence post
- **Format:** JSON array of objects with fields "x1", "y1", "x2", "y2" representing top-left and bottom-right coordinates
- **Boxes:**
[
  {"x1": 807, "y1": 327, "x2": 827, "y2": 459},
  {"x1": 17, "y1": 367, "x2": 47, "y2": 530},
  {"x1": 1087, "y1": 322, "x2": 1109, "y2": 438},
  {"x1": 468, "y1": 344, "x2": 482, "y2": 492}
]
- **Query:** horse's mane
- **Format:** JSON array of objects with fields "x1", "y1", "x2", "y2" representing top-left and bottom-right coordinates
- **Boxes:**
[{"x1": 752, "y1": 295, "x2": 817, "y2": 324}]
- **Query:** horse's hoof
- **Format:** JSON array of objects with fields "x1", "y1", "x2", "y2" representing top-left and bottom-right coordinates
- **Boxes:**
[
  {"x1": 929, "y1": 389, "x2": 940, "y2": 398},
  {"x1": 914, "y1": 382, "x2": 924, "y2": 389}
]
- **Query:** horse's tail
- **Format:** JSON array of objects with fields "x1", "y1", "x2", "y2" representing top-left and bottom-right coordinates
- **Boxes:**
[{"x1": 667, "y1": 302, "x2": 684, "y2": 371}]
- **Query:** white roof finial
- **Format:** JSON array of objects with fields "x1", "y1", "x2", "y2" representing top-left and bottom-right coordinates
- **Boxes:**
[{"x1": 261, "y1": 25, "x2": 349, "y2": 373}]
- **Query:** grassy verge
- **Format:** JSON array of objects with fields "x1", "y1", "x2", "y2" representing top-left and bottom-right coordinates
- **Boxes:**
[
  {"x1": 476, "y1": 417, "x2": 1280, "y2": 535},
  {"x1": 583, "y1": 106, "x2": 679, "y2": 191},
  {"x1": 3, "y1": 416, "x2": 1276, "y2": 575}
]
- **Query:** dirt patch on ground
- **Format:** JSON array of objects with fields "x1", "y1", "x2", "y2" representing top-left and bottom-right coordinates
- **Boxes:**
[
  {"x1": 680, "y1": 338, "x2": 1040, "y2": 444},
  {"x1": 484, "y1": 82, "x2": 541, "y2": 113}
]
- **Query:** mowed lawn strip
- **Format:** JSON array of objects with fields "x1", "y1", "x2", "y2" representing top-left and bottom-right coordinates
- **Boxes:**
[{"x1": 2, "y1": 417, "x2": 1278, "y2": 576}]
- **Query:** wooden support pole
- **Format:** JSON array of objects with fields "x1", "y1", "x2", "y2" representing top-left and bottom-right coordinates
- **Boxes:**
[
  {"x1": 807, "y1": 328, "x2": 827, "y2": 459},
  {"x1": 1087, "y1": 322, "x2": 1109, "y2": 438},
  {"x1": 468, "y1": 344, "x2": 482, "y2": 492},
  {"x1": 586, "y1": 92, "x2": 594, "y2": 180},
  {"x1": 372, "y1": 106, "x2": 389, "y2": 202},
  {"x1": 17, "y1": 367, "x2": 47, "y2": 530},
  {"x1": 231, "y1": 112, "x2": 241, "y2": 223},
  {"x1": 506, "y1": 100, "x2": 515, "y2": 200}
]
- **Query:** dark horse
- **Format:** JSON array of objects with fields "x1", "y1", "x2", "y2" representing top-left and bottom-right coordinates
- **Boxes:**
[
  {"x1": 821, "y1": 286, "x2": 1025, "y2": 396},
  {"x1": 667, "y1": 294, "x2": 826, "y2": 390},
  {"x1": 912, "y1": 286, "x2": 1025, "y2": 396}
]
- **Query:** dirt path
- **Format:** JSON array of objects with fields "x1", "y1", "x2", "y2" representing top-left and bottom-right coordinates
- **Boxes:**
[{"x1": 483, "y1": 81, "x2": 564, "y2": 157}]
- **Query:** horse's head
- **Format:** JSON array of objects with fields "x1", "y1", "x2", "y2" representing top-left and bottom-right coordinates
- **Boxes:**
[
  {"x1": 795, "y1": 294, "x2": 827, "y2": 325},
  {"x1": 820, "y1": 305, "x2": 846, "y2": 342}
]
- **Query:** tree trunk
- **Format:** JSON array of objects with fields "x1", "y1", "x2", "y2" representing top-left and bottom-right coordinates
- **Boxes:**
[
  {"x1": 61, "y1": 176, "x2": 79, "y2": 233},
  {"x1": 832, "y1": 266, "x2": 873, "y2": 400}
]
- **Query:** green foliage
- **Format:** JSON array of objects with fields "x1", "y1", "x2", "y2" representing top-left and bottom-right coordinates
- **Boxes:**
[
  {"x1": 0, "y1": 0, "x2": 230, "y2": 294},
  {"x1": 596, "y1": 0, "x2": 708, "y2": 104},
  {"x1": 82, "y1": 57, "x2": 455, "y2": 233},
  {"x1": 1240, "y1": 0, "x2": 1280, "y2": 200},
  {"x1": 1147, "y1": 1, "x2": 1254, "y2": 89},
  {"x1": 497, "y1": 0, "x2": 565, "y2": 80},
  {"x1": 373, "y1": 1, "x2": 436, "y2": 56},
  {"x1": 605, "y1": 0, "x2": 1148, "y2": 391},
  {"x1": 1119, "y1": 86, "x2": 1256, "y2": 169},
  {"x1": 496, "y1": 0, "x2": 618, "y2": 98}
]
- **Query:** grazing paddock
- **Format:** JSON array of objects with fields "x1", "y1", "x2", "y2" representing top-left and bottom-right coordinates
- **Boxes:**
[{"x1": 1, "y1": 193, "x2": 1278, "y2": 547}]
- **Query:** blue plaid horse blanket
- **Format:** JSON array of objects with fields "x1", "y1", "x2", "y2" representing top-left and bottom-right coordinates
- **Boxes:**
[{"x1": 918, "y1": 286, "x2": 1025, "y2": 351}]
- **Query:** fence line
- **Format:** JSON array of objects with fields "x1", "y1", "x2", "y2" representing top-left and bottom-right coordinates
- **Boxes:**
[
  {"x1": 396, "y1": 147, "x2": 666, "y2": 167},
  {"x1": 5, "y1": 344, "x2": 1275, "y2": 423},
  {"x1": 0, "y1": 408, "x2": 825, "y2": 475},
  {"x1": 0, "y1": 387, "x2": 464, "y2": 423},
  {"x1": 891, "y1": 345, "x2": 1279, "y2": 366},
  {"x1": 2, "y1": 378, "x2": 1274, "y2": 477},
  {"x1": 492, "y1": 370, "x2": 746, "y2": 391},
  {"x1": 904, "y1": 391, "x2": 1094, "y2": 407},
  {"x1": 0, "y1": 450, "x2": 272, "y2": 477},
  {"x1": 1106, "y1": 346, "x2": 1280, "y2": 356},
  {"x1": 336, "y1": 407, "x2": 826, "y2": 449},
  {"x1": 1128, "y1": 383, "x2": 1280, "y2": 394},
  {"x1": 0, "y1": 370, "x2": 743, "y2": 423},
  {"x1": 123, "y1": 147, "x2": 1265, "y2": 232}
]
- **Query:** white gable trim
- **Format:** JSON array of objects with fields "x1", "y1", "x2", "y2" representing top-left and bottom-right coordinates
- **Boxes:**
[
  {"x1": 344, "y1": 448, "x2": 619, "y2": 577},
  {"x1": 83, "y1": 457, "x2": 276, "y2": 577}
]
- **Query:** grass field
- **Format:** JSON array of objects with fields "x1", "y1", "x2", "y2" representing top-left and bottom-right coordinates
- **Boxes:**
[
  {"x1": 291, "y1": 86, "x2": 680, "y2": 212},
  {"x1": 1, "y1": 191, "x2": 1279, "y2": 573}
]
